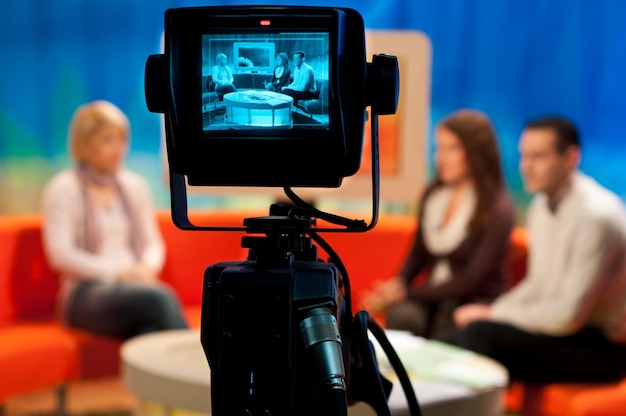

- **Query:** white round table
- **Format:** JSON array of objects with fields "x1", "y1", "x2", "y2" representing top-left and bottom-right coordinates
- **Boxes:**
[
  {"x1": 223, "y1": 90, "x2": 293, "y2": 128},
  {"x1": 122, "y1": 330, "x2": 211, "y2": 415},
  {"x1": 122, "y1": 329, "x2": 508, "y2": 416}
]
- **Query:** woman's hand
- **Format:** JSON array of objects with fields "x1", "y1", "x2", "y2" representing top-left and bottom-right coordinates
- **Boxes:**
[
  {"x1": 453, "y1": 303, "x2": 492, "y2": 328},
  {"x1": 361, "y1": 277, "x2": 407, "y2": 313},
  {"x1": 117, "y1": 263, "x2": 158, "y2": 284}
]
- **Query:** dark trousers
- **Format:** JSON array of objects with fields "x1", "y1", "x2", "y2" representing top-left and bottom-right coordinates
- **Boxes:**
[
  {"x1": 386, "y1": 299, "x2": 461, "y2": 339},
  {"x1": 282, "y1": 88, "x2": 316, "y2": 106},
  {"x1": 440, "y1": 320, "x2": 626, "y2": 383},
  {"x1": 67, "y1": 280, "x2": 189, "y2": 339},
  {"x1": 215, "y1": 83, "x2": 237, "y2": 99}
]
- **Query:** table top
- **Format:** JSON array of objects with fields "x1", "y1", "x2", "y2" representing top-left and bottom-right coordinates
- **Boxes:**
[
  {"x1": 122, "y1": 330, "x2": 209, "y2": 385},
  {"x1": 121, "y1": 330, "x2": 211, "y2": 412},
  {"x1": 223, "y1": 90, "x2": 293, "y2": 109},
  {"x1": 366, "y1": 330, "x2": 508, "y2": 416},
  {"x1": 121, "y1": 329, "x2": 508, "y2": 416}
]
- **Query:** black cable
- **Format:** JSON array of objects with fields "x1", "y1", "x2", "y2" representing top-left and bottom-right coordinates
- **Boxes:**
[
  {"x1": 352, "y1": 311, "x2": 392, "y2": 416},
  {"x1": 282, "y1": 111, "x2": 412, "y2": 416},
  {"x1": 366, "y1": 313, "x2": 422, "y2": 416},
  {"x1": 367, "y1": 112, "x2": 380, "y2": 231},
  {"x1": 330, "y1": 389, "x2": 349, "y2": 416},
  {"x1": 283, "y1": 187, "x2": 367, "y2": 230}
]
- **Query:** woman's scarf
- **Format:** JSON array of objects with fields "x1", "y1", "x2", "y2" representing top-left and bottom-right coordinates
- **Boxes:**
[
  {"x1": 274, "y1": 65, "x2": 284, "y2": 80},
  {"x1": 76, "y1": 164, "x2": 145, "y2": 260},
  {"x1": 421, "y1": 185, "x2": 476, "y2": 284}
]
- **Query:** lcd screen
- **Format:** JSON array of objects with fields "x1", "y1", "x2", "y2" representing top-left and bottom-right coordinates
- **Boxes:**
[{"x1": 202, "y1": 32, "x2": 330, "y2": 131}]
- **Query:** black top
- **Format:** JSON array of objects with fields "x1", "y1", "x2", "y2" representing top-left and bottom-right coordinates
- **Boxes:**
[
  {"x1": 270, "y1": 67, "x2": 291, "y2": 90},
  {"x1": 398, "y1": 187, "x2": 516, "y2": 304}
]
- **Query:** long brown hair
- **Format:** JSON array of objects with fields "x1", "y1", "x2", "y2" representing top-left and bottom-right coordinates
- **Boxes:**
[
  {"x1": 429, "y1": 109, "x2": 505, "y2": 233},
  {"x1": 277, "y1": 52, "x2": 290, "y2": 69}
]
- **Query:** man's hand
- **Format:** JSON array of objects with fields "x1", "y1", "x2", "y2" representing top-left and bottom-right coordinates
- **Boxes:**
[{"x1": 454, "y1": 303, "x2": 492, "y2": 328}]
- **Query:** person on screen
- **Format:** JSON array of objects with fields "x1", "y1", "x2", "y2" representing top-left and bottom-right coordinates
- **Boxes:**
[
  {"x1": 266, "y1": 52, "x2": 291, "y2": 92},
  {"x1": 361, "y1": 109, "x2": 515, "y2": 339},
  {"x1": 42, "y1": 100, "x2": 188, "y2": 339},
  {"x1": 444, "y1": 116, "x2": 626, "y2": 384},
  {"x1": 211, "y1": 53, "x2": 237, "y2": 98},
  {"x1": 281, "y1": 50, "x2": 317, "y2": 106}
]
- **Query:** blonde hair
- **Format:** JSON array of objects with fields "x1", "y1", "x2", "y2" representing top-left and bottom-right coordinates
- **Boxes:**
[{"x1": 68, "y1": 100, "x2": 129, "y2": 163}]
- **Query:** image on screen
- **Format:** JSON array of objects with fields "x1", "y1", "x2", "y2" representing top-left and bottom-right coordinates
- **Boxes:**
[{"x1": 202, "y1": 32, "x2": 330, "y2": 131}]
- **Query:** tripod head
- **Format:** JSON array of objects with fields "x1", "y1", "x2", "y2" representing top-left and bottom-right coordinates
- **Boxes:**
[{"x1": 241, "y1": 215, "x2": 318, "y2": 266}]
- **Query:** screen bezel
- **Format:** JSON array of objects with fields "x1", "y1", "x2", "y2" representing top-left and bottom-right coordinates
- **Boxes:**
[
  {"x1": 161, "y1": 7, "x2": 366, "y2": 187},
  {"x1": 171, "y1": 12, "x2": 337, "y2": 141}
]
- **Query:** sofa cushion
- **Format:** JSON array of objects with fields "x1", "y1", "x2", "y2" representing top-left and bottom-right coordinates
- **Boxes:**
[
  {"x1": 0, "y1": 323, "x2": 77, "y2": 402},
  {"x1": 0, "y1": 215, "x2": 59, "y2": 322},
  {"x1": 542, "y1": 381, "x2": 626, "y2": 416},
  {"x1": 0, "y1": 217, "x2": 20, "y2": 324},
  {"x1": 12, "y1": 225, "x2": 59, "y2": 320}
]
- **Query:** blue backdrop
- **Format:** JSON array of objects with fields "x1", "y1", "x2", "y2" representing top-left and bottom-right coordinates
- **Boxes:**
[{"x1": 1, "y1": 0, "x2": 625, "y2": 215}]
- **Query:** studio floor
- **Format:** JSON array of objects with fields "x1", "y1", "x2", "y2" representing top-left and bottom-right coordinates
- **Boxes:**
[
  {"x1": 3, "y1": 378, "x2": 137, "y2": 416},
  {"x1": 3, "y1": 378, "x2": 522, "y2": 416}
]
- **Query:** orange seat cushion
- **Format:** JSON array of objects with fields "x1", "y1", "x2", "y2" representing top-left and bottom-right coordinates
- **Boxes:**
[
  {"x1": 543, "y1": 381, "x2": 626, "y2": 416},
  {"x1": 0, "y1": 323, "x2": 78, "y2": 402},
  {"x1": 66, "y1": 330, "x2": 123, "y2": 379}
]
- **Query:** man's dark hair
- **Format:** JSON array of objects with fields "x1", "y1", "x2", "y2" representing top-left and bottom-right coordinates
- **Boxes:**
[
  {"x1": 294, "y1": 50, "x2": 305, "y2": 59},
  {"x1": 525, "y1": 116, "x2": 580, "y2": 153}
]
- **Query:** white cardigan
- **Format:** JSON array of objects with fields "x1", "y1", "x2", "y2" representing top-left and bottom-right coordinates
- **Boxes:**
[
  {"x1": 491, "y1": 173, "x2": 626, "y2": 341},
  {"x1": 41, "y1": 169, "x2": 165, "y2": 308}
]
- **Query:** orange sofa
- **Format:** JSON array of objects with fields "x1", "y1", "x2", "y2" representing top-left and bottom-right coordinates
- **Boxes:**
[
  {"x1": 0, "y1": 211, "x2": 250, "y2": 408},
  {"x1": 1, "y1": 209, "x2": 619, "y2": 415}
]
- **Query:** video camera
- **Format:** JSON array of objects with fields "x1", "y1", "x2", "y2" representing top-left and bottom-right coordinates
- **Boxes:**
[{"x1": 146, "y1": 5, "x2": 419, "y2": 416}]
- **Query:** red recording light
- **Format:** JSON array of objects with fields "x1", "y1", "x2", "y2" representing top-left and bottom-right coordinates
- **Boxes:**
[{"x1": 260, "y1": 19, "x2": 271, "y2": 26}]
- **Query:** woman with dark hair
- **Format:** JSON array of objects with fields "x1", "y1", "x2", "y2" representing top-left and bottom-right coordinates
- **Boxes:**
[
  {"x1": 267, "y1": 52, "x2": 291, "y2": 92},
  {"x1": 362, "y1": 109, "x2": 515, "y2": 339}
]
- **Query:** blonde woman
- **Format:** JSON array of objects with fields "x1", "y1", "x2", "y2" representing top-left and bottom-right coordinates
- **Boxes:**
[
  {"x1": 211, "y1": 53, "x2": 237, "y2": 98},
  {"x1": 42, "y1": 100, "x2": 187, "y2": 338}
]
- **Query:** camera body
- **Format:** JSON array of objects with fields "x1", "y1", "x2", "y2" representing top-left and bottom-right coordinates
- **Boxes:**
[
  {"x1": 146, "y1": 5, "x2": 402, "y2": 416},
  {"x1": 202, "y1": 218, "x2": 345, "y2": 416}
]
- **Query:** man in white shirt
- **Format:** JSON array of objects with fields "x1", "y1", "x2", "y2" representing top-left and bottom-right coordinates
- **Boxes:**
[
  {"x1": 444, "y1": 116, "x2": 626, "y2": 383},
  {"x1": 281, "y1": 50, "x2": 317, "y2": 107}
]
